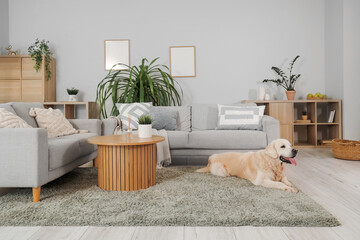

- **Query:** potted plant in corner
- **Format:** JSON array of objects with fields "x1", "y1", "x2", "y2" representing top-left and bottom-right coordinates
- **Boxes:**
[
  {"x1": 138, "y1": 115, "x2": 153, "y2": 138},
  {"x1": 263, "y1": 56, "x2": 301, "y2": 100},
  {"x1": 67, "y1": 87, "x2": 79, "y2": 102}
]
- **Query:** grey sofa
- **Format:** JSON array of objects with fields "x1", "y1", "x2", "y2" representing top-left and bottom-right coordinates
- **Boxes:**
[
  {"x1": 160, "y1": 104, "x2": 280, "y2": 165},
  {"x1": 0, "y1": 102, "x2": 117, "y2": 202}
]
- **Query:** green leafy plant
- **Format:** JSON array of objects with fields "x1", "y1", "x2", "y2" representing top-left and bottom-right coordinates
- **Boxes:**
[
  {"x1": 263, "y1": 56, "x2": 301, "y2": 91},
  {"x1": 96, "y1": 57, "x2": 182, "y2": 118},
  {"x1": 67, "y1": 87, "x2": 79, "y2": 95},
  {"x1": 302, "y1": 110, "x2": 307, "y2": 115},
  {"x1": 28, "y1": 39, "x2": 53, "y2": 81},
  {"x1": 138, "y1": 115, "x2": 153, "y2": 125}
]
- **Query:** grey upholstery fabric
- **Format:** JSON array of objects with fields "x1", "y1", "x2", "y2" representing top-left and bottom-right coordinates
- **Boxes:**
[
  {"x1": 262, "y1": 115, "x2": 280, "y2": 143},
  {"x1": 0, "y1": 103, "x2": 16, "y2": 114},
  {"x1": 0, "y1": 128, "x2": 48, "y2": 187},
  {"x1": 48, "y1": 133, "x2": 97, "y2": 170},
  {"x1": 167, "y1": 131, "x2": 189, "y2": 149},
  {"x1": 68, "y1": 119, "x2": 102, "y2": 135},
  {"x1": 188, "y1": 130, "x2": 267, "y2": 149},
  {"x1": 102, "y1": 118, "x2": 118, "y2": 135},
  {"x1": 192, "y1": 103, "x2": 257, "y2": 130},
  {"x1": 10, "y1": 102, "x2": 44, "y2": 128},
  {"x1": 153, "y1": 106, "x2": 191, "y2": 132},
  {"x1": 150, "y1": 107, "x2": 178, "y2": 130}
]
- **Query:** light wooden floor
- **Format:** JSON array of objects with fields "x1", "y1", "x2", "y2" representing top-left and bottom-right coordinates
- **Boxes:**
[{"x1": 1, "y1": 148, "x2": 359, "y2": 240}]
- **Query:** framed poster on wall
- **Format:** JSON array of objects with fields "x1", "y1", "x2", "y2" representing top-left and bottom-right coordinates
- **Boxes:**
[
  {"x1": 104, "y1": 39, "x2": 130, "y2": 70},
  {"x1": 169, "y1": 46, "x2": 196, "y2": 77}
]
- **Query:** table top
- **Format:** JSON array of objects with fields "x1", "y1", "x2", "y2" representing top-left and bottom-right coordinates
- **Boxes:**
[{"x1": 88, "y1": 134, "x2": 165, "y2": 146}]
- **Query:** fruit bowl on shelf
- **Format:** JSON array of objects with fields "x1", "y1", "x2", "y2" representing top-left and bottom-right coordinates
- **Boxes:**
[{"x1": 307, "y1": 92, "x2": 327, "y2": 100}]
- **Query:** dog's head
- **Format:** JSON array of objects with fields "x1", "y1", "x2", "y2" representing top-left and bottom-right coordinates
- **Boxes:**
[{"x1": 265, "y1": 139, "x2": 298, "y2": 166}]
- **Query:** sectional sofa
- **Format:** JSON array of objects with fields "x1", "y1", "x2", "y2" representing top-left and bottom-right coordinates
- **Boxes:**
[{"x1": 153, "y1": 103, "x2": 280, "y2": 165}]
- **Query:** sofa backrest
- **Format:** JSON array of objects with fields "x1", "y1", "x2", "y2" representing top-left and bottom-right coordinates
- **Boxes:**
[
  {"x1": 0, "y1": 103, "x2": 17, "y2": 115},
  {"x1": 192, "y1": 103, "x2": 257, "y2": 130},
  {"x1": 9, "y1": 102, "x2": 44, "y2": 128},
  {"x1": 152, "y1": 106, "x2": 191, "y2": 132}
]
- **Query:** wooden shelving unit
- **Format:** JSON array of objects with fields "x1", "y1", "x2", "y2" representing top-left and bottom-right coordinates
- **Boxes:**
[
  {"x1": 43, "y1": 102, "x2": 99, "y2": 119},
  {"x1": 244, "y1": 99, "x2": 342, "y2": 148}
]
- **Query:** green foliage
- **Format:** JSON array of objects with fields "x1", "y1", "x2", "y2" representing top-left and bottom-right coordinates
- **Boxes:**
[
  {"x1": 67, "y1": 87, "x2": 79, "y2": 95},
  {"x1": 263, "y1": 56, "x2": 301, "y2": 91},
  {"x1": 96, "y1": 57, "x2": 183, "y2": 118},
  {"x1": 302, "y1": 110, "x2": 307, "y2": 115},
  {"x1": 28, "y1": 39, "x2": 53, "y2": 81},
  {"x1": 138, "y1": 115, "x2": 153, "y2": 125}
]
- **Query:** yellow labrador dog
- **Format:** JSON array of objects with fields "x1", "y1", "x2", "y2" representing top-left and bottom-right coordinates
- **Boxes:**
[{"x1": 196, "y1": 139, "x2": 298, "y2": 193}]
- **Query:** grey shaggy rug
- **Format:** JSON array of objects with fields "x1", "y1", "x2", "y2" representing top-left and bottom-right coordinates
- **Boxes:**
[{"x1": 0, "y1": 167, "x2": 339, "y2": 227}]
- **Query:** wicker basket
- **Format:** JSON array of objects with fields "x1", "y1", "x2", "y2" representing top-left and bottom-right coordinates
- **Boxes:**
[{"x1": 332, "y1": 139, "x2": 360, "y2": 160}]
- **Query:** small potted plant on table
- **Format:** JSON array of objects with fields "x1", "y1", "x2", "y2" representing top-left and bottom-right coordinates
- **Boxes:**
[
  {"x1": 67, "y1": 87, "x2": 79, "y2": 102},
  {"x1": 138, "y1": 115, "x2": 153, "y2": 138},
  {"x1": 263, "y1": 56, "x2": 301, "y2": 100}
]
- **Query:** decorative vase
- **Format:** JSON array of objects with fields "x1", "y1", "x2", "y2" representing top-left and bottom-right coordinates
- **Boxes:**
[
  {"x1": 138, "y1": 124, "x2": 152, "y2": 138},
  {"x1": 258, "y1": 86, "x2": 266, "y2": 100},
  {"x1": 265, "y1": 93, "x2": 271, "y2": 100},
  {"x1": 302, "y1": 115, "x2": 308, "y2": 120},
  {"x1": 68, "y1": 94, "x2": 78, "y2": 102},
  {"x1": 286, "y1": 90, "x2": 296, "y2": 100}
]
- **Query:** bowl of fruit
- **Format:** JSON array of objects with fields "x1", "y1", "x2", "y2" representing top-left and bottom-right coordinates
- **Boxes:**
[{"x1": 307, "y1": 92, "x2": 327, "y2": 100}]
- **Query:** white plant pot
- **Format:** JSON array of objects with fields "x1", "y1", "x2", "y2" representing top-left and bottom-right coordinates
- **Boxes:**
[
  {"x1": 138, "y1": 124, "x2": 152, "y2": 138},
  {"x1": 68, "y1": 94, "x2": 78, "y2": 102}
]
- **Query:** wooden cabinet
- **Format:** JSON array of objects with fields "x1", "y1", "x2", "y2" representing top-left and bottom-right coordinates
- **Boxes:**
[
  {"x1": 245, "y1": 100, "x2": 342, "y2": 148},
  {"x1": 0, "y1": 55, "x2": 56, "y2": 103}
]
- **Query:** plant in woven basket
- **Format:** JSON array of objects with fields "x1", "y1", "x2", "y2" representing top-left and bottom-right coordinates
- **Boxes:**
[
  {"x1": 138, "y1": 115, "x2": 153, "y2": 125},
  {"x1": 28, "y1": 39, "x2": 53, "y2": 81},
  {"x1": 96, "y1": 57, "x2": 182, "y2": 119}
]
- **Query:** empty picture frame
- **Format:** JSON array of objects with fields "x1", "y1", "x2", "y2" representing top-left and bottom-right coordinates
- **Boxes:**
[
  {"x1": 170, "y1": 46, "x2": 196, "y2": 77},
  {"x1": 104, "y1": 39, "x2": 130, "y2": 70}
]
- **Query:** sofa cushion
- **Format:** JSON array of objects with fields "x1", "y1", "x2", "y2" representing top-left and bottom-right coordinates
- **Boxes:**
[
  {"x1": 192, "y1": 103, "x2": 257, "y2": 130},
  {"x1": 0, "y1": 108, "x2": 33, "y2": 128},
  {"x1": 153, "y1": 106, "x2": 191, "y2": 132},
  {"x1": 167, "y1": 131, "x2": 189, "y2": 149},
  {"x1": 188, "y1": 130, "x2": 267, "y2": 149},
  {"x1": 0, "y1": 103, "x2": 16, "y2": 114},
  {"x1": 150, "y1": 107, "x2": 178, "y2": 130},
  {"x1": 10, "y1": 102, "x2": 44, "y2": 128},
  {"x1": 48, "y1": 133, "x2": 97, "y2": 170},
  {"x1": 116, "y1": 102, "x2": 152, "y2": 130}
]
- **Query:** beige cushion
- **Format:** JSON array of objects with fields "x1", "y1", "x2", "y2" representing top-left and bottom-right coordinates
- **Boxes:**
[
  {"x1": 0, "y1": 108, "x2": 33, "y2": 128},
  {"x1": 29, "y1": 107, "x2": 79, "y2": 138}
]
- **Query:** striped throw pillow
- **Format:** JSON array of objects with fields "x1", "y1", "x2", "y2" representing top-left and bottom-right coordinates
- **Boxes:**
[
  {"x1": 116, "y1": 102, "x2": 152, "y2": 130},
  {"x1": 216, "y1": 104, "x2": 265, "y2": 130}
]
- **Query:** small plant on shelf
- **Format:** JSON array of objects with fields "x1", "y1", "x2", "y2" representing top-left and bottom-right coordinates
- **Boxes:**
[
  {"x1": 138, "y1": 115, "x2": 153, "y2": 125},
  {"x1": 302, "y1": 110, "x2": 308, "y2": 120},
  {"x1": 67, "y1": 87, "x2": 79, "y2": 102},
  {"x1": 263, "y1": 55, "x2": 301, "y2": 100},
  {"x1": 28, "y1": 39, "x2": 53, "y2": 81}
]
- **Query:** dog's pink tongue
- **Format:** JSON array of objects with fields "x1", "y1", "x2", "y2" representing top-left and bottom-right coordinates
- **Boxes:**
[{"x1": 288, "y1": 158, "x2": 297, "y2": 166}]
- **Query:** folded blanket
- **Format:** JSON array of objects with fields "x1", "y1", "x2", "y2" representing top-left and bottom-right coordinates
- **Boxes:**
[{"x1": 152, "y1": 129, "x2": 171, "y2": 168}]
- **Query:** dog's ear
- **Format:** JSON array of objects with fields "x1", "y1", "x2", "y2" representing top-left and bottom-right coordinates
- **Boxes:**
[{"x1": 265, "y1": 142, "x2": 278, "y2": 158}]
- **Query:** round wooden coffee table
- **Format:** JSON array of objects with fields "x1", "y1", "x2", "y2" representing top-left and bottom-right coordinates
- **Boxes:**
[{"x1": 88, "y1": 135, "x2": 165, "y2": 191}]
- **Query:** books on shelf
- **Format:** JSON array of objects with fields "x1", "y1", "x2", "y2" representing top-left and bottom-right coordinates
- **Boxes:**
[{"x1": 328, "y1": 110, "x2": 336, "y2": 123}]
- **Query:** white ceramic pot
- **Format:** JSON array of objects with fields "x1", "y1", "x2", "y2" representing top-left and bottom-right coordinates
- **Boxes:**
[
  {"x1": 138, "y1": 124, "x2": 152, "y2": 138},
  {"x1": 68, "y1": 94, "x2": 78, "y2": 102},
  {"x1": 258, "y1": 86, "x2": 266, "y2": 100}
]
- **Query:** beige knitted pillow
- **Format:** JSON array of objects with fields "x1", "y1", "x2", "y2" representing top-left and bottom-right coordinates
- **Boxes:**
[
  {"x1": 0, "y1": 108, "x2": 33, "y2": 128},
  {"x1": 29, "y1": 107, "x2": 79, "y2": 138}
]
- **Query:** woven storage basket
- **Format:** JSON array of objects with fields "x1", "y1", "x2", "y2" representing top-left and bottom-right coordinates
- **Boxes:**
[{"x1": 332, "y1": 139, "x2": 360, "y2": 160}]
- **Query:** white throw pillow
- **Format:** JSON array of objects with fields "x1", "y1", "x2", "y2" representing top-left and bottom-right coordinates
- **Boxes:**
[
  {"x1": 216, "y1": 104, "x2": 265, "y2": 130},
  {"x1": 29, "y1": 107, "x2": 79, "y2": 138},
  {"x1": 0, "y1": 108, "x2": 33, "y2": 128},
  {"x1": 116, "y1": 102, "x2": 152, "y2": 130}
]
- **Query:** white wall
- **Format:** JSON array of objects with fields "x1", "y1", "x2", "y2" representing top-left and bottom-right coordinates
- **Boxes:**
[
  {"x1": 0, "y1": 0, "x2": 9, "y2": 54},
  {"x1": 343, "y1": 0, "x2": 360, "y2": 140},
  {"x1": 8, "y1": 0, "x2": 325, "y2": 105}
]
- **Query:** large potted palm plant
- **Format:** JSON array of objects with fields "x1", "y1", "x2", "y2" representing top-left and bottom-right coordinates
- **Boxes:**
[{"x1": 96, "y1": 58, "x2": 182, "y2": 118}]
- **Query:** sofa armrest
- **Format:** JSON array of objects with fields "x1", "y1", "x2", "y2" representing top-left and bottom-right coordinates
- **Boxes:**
[
  {"x1": 262, "y1": 115, "x2": 280, "y2": 144},
  {"x1": 0, "y1": 128, "x2": 48, "y2": 187},
  {"x1": 68, "y1": 119, "x2": 102, "y2": 135},
  {"x1": 102, "y1": 118, "x2": 118, "y2": 136}
]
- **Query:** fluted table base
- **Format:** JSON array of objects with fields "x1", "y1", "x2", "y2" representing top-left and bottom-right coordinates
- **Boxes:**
[{"x1": 97, "y1": 144, "x2": 157, "y2": 191}]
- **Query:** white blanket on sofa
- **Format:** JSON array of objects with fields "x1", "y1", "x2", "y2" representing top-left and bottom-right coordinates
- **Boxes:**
[{"x1": 152, "y1": 129, "x2": 171, "y2": 168}]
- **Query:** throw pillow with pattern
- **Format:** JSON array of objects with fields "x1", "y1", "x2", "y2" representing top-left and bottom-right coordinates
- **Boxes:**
[{"x1": 116, "y1": 102, "x2": 152, "y2": 130}]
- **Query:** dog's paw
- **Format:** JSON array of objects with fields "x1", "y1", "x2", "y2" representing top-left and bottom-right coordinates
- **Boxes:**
[{"x1": 284, "y1": 187, "x2": 298, "y2": 193}]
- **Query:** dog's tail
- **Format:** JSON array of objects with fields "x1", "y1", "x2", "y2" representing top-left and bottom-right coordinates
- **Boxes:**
[{"x1": 196, "y1": 166, "x2": 210, "y2": 173}]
